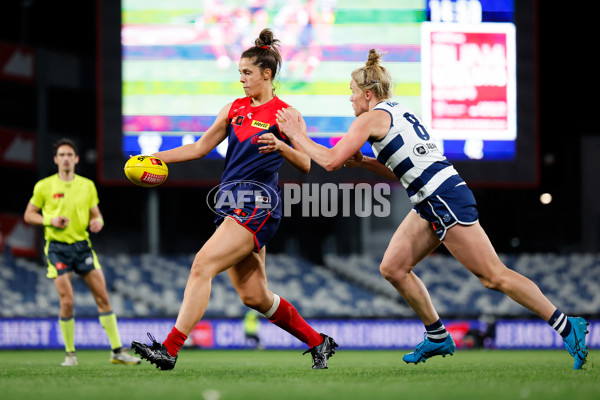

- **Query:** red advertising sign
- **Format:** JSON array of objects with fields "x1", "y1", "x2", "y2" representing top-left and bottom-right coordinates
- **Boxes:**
[
  {"x1": 421, "y1": 23, "x2": 516, "y2": 141},
  {"x1": 0, "y1": 41, "x2": 36, "y2": 83},
  {"x1": 0, "y1": 213, "x2": 38, "y2": 258},
  {"x1": 189, "y1": 320, "x2": 215, "y2": 348},
  {"x1": 0, "y1": 128, "x2": 36, "y2": 169}
]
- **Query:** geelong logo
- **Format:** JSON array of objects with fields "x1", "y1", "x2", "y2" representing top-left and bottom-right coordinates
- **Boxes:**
[
  {"x1": 206, "y1": 180, "x2": 279, "y2": 220},
  {"x1": 413, "y1": 143, "x2": 438, "y2": 156}
]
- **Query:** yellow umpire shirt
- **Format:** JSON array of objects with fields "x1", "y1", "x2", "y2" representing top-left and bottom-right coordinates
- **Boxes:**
[{"x1": 29, "y1": 174, "x2": 99, "y2": 244}]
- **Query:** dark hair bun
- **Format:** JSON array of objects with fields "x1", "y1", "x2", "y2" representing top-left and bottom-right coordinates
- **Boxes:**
[
  {"x1": 255, "y1": 28, "x2": 278, "y2": 48},
  {"x1": 241, "y1": 28, "x2": 282, "y2": 82}
]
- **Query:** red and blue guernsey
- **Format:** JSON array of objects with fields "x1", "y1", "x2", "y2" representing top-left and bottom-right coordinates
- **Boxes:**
[{"x1": 212, "y1": 95, "x2": 291, "y2": 250}]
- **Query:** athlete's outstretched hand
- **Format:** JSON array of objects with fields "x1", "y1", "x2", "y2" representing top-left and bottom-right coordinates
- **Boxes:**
[
  {"x1": 257, "y1": 133, "x2": 284, "y2": 154},
  {"x1": 344, "y1": 150, "x2": 364, "y2": 168},
  {"x1": 276, "y1": 107, "x2": 307, "y2": 141}
]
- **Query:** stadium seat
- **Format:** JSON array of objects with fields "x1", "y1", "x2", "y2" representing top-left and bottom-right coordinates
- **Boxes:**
[{"x1": 1, "y1": 252, "x2": 599, "y2": 318}]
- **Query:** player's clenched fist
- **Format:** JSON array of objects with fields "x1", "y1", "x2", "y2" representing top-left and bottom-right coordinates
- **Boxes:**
[{"x1": 51, "y1": 216, "x2": 70, "y2": 229}]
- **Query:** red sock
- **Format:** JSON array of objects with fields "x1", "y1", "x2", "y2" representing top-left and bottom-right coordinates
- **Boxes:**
[
  {"x1": 267, "y1": 297, "x2": 324, "y2": 348},
  {"x1": 163, "y1": 327, "x2": 187, "y2": 357}
]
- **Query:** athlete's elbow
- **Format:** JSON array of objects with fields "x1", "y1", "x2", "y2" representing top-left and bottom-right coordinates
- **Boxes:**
[
  {"x1": 323, "y1": 161, "x2": 342, "y2": 172},
  {"x1": 300, "y1": 162, "x2": 311, "y2": 174},
  {"x1": 294, "y1": 154, "x2": 311, "y2": 174},
  {"x1": 23, "y1": 212, "x2": 35, "y2": 225}
]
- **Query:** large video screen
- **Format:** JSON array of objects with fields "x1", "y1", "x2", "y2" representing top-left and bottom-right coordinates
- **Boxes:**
[
  {"x1": 120, "y1": 0, "x2": 426, "y2": 159},
  {"x1": 98, "y1": 0, "x2": 537, "y2": 186}
]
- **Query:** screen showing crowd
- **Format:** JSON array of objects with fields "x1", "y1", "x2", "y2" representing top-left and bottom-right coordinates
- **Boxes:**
[{"x1": 121, "y1": 0, "x2": 516, "y2": 162}]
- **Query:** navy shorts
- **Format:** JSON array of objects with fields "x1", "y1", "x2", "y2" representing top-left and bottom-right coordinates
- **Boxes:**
[
  {"x1": 215, "y1": 207, "x2": 280, "y2": 252},
  {"x1": 413, "y1": 183, "x2": 479, "y2": 240},
  {"x1": 44, "y1": 240, "x2": 101, "y2": 279}
]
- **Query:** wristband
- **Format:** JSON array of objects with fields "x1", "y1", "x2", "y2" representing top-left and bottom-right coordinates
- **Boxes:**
[
  {"x1": 94, "y1": 218, "x2": 104, "y2": 226},
  {"x1": 43, "y1": 216, "x2": 52, "y2": 226}
]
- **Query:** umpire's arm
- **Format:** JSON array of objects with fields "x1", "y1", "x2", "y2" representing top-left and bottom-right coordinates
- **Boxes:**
[
  {"x1": 89, "y1": 205, "x2": 104, "y2": 233},
  {"x1": 24, "y1": 202, "x2": 69, "y2": 229}
]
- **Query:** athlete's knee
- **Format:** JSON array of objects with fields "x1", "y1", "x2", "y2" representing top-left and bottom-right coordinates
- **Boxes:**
[
  {"x1": 95, "y1": 293, "x2": 112, "y2": 311},
  {"x1": 59, "y1": 296, "x2": 74, "y2": 314},
  {"x1": 190, "y1": 251, "x2": 219, "y2": 280},
  {"x1": 189, "y1": 262, "x2": 211, "y2": 281},
  {"x1": 477, "y1": 268, "x2": 509, "y2": 292},
  {"x1": 379, "y1": 259, "x2": 411, "y2": 284},
  {"x1": 379, "y1": 262, "x2": 394, "y2": 281}
]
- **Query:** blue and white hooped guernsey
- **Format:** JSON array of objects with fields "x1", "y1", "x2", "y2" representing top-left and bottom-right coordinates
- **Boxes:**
[{"x1": 369, "y1": 101, "x2": 464, "y2": 204}]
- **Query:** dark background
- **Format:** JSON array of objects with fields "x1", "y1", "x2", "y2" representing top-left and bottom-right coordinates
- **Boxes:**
[{"x1": 1, "y1": 0, "x2": 599, "y2": 261}]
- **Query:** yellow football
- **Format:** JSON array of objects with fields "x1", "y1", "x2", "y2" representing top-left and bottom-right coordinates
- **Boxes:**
[{"x1": 124, "y1": 155, "x2": 168, "y2": 187}]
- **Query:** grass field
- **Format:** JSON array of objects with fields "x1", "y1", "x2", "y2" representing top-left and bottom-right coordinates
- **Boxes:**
[{"x1": 1, "y1": 349, "x2": 598, "y2": 400}]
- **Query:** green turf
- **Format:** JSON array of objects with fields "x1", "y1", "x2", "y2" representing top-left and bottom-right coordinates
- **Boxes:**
[{"x1": 0, "y1": 349, "x2": 597, "y2": 400}]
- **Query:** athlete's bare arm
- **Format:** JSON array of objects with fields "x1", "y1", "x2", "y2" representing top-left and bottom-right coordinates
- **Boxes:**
[
  {"x1": 277, "y1": 108, "x2": 389, "y2": 172},
  {"x1": 257, "y1": 132, "x2": 311, "y2": 174},
  {"x1": 24, "y1": 202, "x2": 69, "y2": 228},
  {"x1": 89, "y1": 205, "x2": 104, "y2": 233},
  {"x1": 153, "y1": 104, "x2": 232, "y2": 164},
  {"x1": 344, "y1": 151, "x2": 397, "y2": 181}
]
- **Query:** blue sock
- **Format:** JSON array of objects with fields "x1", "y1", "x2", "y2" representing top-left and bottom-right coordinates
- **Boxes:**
[
  {"x1": 425, "y1": 319, "x2": 448, "y2": 343},
  {"x1": 548, "y1": 309, "x2": 572, "y2": 338}
]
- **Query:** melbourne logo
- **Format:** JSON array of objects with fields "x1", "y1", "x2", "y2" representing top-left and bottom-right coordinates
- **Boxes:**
[
  {"x1": 251, "y1": 120, "x2": 270, "y2": 130},
  {"x1": 206, "y1": 180, "x2": 279, "y2": 222}
]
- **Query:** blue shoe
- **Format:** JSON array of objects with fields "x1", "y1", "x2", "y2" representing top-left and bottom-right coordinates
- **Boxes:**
[
  {"x1": 403, "y1": 333, "x2": 456, "y2": 364},
  {"x1": 563, "y1": 317, "x2": 589, "y2": 370}
]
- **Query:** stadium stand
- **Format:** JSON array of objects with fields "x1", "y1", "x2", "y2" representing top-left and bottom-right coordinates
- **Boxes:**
[{"x1": 1, "y1": 252, "x2": 599, "y2": 318}]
